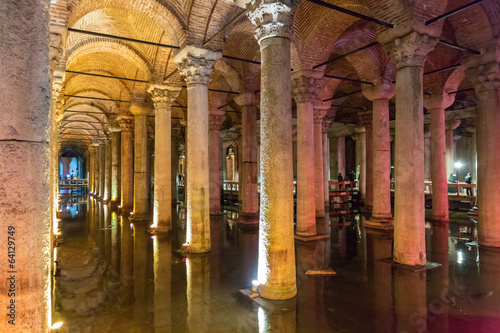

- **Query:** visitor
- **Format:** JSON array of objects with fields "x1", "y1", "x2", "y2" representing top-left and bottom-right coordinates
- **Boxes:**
[
  {"x1": 338, "y1": 172, "x2": 343, "y2": 191},
  {"x1": 448, "y1": 173, "x2": 458, "y2": 194},
  {"x1": 465, "y1": 173, "x2": 473, "y2": 196}
]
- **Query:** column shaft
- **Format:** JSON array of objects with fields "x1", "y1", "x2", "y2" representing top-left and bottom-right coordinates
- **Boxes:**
[
  {"x1": 104, "y1": 138, "x2": 112, "y2": 202},
  {"x1": 430, "y1": 108, "x2": 449, "y2": 222},
  {"x1": 323, "y1": 127, "x2": 330, "y2": 205},
  {"x1": 314, "y1": 116, "x2": 325, "y2": 217},
  {"x1": 121, "y1": 130, "x2": 134, "y2": 210},
  {"x1": 111, "y1": 131, "x2": 121, "y2": 203},
  {"x1": 366, "y1": 123, "x2": 374, "y2": 210},
  {"x1": 155, "y1": 107, "x2": 172, "y2": 230},
  {"x1": 209, "y1": 114, "x2": 224, "y2": 215},
  {"x1": 133, "y1": 113, "x2": 149, "y2": 217},
  {"x1": 99, "y1": 142, "x2": 106, "y2": 199},
  {"x1": 241, "y1": 105, "x2": 259, "y2": 216}
]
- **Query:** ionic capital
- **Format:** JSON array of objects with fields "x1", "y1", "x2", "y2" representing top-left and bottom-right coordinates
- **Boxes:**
[
  {"x1": 423, "y1": 89, "x2": 455, "y2": 110},
  {"x1": 148, "y1": 85, "x2": 181, "y2": 110},
  {"x1": 174, "y1": 45, "x2": 222, "y2": 86},
  {"x1": 465, "y1": 61, "x2": 500, "y2": 93},
  {"x1": 291, "y1": 69, "x2": 323, "y2": 104},
  {"x1": 385, "y1": 31, "x2": 438, "y2": 69},
  {"x1": 117, "y1": 115, "x2": 134, "y2": 132},
  {"x1": 209, "y1": 114, "x2": 226, "y2": 131},
  {"x1": 246, "y1": 0, "x2": 299, "y2": 43},
  {"x1": 362, "y1": 80, "x2": 395, "y2": 101}
]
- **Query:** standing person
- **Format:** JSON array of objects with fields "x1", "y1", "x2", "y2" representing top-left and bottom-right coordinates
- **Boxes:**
[
  {"x1": 465, "y1": 173, "x2": 473, "y2": 196},
  {"x1": 338, "y1": 172, "x2": 344, "y2": 191}
]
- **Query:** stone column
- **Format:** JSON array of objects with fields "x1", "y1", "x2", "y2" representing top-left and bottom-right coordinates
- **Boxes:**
[
  {"x1": 130, "y1": 103, "x2": 150, "y2": 219},
  {"x1": 424, "y1": 125, "x2": 431, "y2": 181},
  {"x1": 99, "y1": 137, "x2": 106, "y2": 199},
  {"x1": 246, "y1": 0, "x2": 298, "y2": 300},
  {"x1": 110, "y1": 127, "x2": 121, "y2": 205},
  {"x1": 385, "y1": 31, "x2": 438, "y2": 266},
  {"x1": 148, "y1": 85, "x2": 181, "y2": 232},
  {"x1": 359, "y1": 111, "x2": 374, "y2": 211},
  {"x1": 337, "y1": 136, "x2": 346, "y2": 179},
  {"x1": 363, "y1": 80, "x2": 395, "y2": 230},
  {"x1": 0, "y1": 0, "x2": 51, "y2": 329},
  {"x1": 208, "y1": 113, "x2": 225, "y2": 215},
  {"x1": 292, "y1": 70, "x2": 322, "y2": 237},
  {"x1": 89, "y1": 146, "x2": 96, "y2": 194},
  {"x1": 313, "y1": 108, "x2": 328, "y2": 217},
  {"x1": 323, "y1": 120, "x2": 331, "y2": 206},
  {"x1": 424, "y1": 90, "x2": 455, "y2": 224},
  {"x1": 235, "y1": 92, "x2": 260, "y2": 221},
  {"x1": 117, "y1": 116, "x2": 134, "y2": 211},
  {"x1": 446, "y1": 119, "x2": 460, "y2": 177},
  {"x1": 174, "y1": 45, "x2": 221, "y2": 253},
  {"x1": 466, "y1": 127, "x2": 477, "y2": 184},
  {"x1": 354, "y1": 126, "x2": 366, "y2": 198},
  {"x1": 466, "y1": 59, "x2": 500, "y2": 247},
  {"x1": 104, "y1": 134, "x2": 112, "y2": 202}
]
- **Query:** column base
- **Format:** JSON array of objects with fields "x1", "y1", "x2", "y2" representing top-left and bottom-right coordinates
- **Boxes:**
[
  {"x1": 237, "y1": 214, "x2": 259, "y2": 230},
  {"x1": 431, "y1": 217, "x2": 449, "y2": 227},
  {"x1": 110, "y1": 200, "x2": 120, "y2": 210},
  {"x1": 365, "y1": 216, "x2": 394, "y2": 234},
  {"x1": 180, "y1": 243, "x2": 211, "y2": 254},
  {"x1": 379, "y1": 257, "x2": 441, "y2": 272},
  {"x1": 294, "y1": 233, "x2": 330, "y2": 242},
  {"x1": 131, "y1": 212, "x2": 151, "y2": 222},
  {"x1": 150, "y1": 225, "x2": 172, "y2": 235}
]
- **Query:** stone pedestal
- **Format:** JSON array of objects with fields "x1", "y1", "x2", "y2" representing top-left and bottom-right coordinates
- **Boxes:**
[
  {"x1": 0, "y1": 0, "x2": 51, "y2": 329},
  {"x1": 208, "y1": 114, "x2": 225, "y2": 215},
  {"x1": 149, "y1": 85, "x2": 181, "y2": 232},
  {"x1": 385, "y1": 31, "x2": 438, "y2": 266},
  {"x1": 117, "y1": 116, "x2": 134, "y2": 211},
  {"x1": 130, "y1": 103, "x2": 151, "y2": 219},
  {"x1": 466, "y1": 59, "x2": 500, "y2": 247},
  {"x1": 292, "y1": 70, "x2": 323, "y2": 237},
  {"x1": 424, "y1": 90, "x2": 455, "y2": 224},
  {"x1": 174, "y1": 45, "x2": 221, "y2": 253},
  {"x1": 363, "y1": 81, "x2": 395, "y2": 229},
  {"x1": 246, "y1": 0, "x2": 298, "y2": 300}
]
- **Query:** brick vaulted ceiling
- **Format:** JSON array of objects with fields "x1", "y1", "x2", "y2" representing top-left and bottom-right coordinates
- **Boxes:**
[{"x1": 50, "y1": 0, "x2": 500, "y2": 149}]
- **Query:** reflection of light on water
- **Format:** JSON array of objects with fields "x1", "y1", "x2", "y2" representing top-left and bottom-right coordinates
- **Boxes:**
[
  {"x1": 457, "y1": 250, "x2": 464, "y2": 264},
  {"x1": 258, "y1": 307, "x2": 266, "y2": 333}
]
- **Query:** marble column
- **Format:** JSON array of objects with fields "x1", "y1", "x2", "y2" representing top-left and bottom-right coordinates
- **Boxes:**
[
  {"x1": 424, "y1": 125, "x2": 432, "y2": 181},
  {"x1": 89, "y1": 146, "x2": 96, "y2": 194},
  {"x1": 424, "y1": 89, "x2": 455, "y2": 224},
  {"x1": 354, "y1": 126, "x2": 366, "y2": 198},
  {"x1": 466, "y1": 126, "x2": 477, "y2": 184},
  {"x1": 174, "y1": 45, "x2": 221, "y2": 253},
  {"x1": 104, "y1": 134, "x2": 112, "y2": 202},
  {"x1": 148, "y1": 85, "x2": 181, "y2": 232},
  {"x1": 359, "y1": 111, "x2": 374, "y2": 211},
  {"x1": 323, "y1": 120, "x2": 331, "y2": 206},
  {"x1": 466, "y1": 59, "x2": 500, "y2": 247},
  {"x1": 337, "y1": 136, "x2": 346, "y2": 179},
  {"x1": 208, "y1": 113, "x2": 225, "y2": 215},
  {"x1": 235, "y1": 92, "x2": 259, "y2": 220},
  {"x1": 0, "y1": 0, "x2": 51, "y2": 329},
  {"x1": 314, "y1": 108, "x2": 328, "y2": 217},
  {"x1": 363, "y1": 80, "x2": 395, "y2": 229},
  {"x1": 99, "y1": 137, "x2": 106, "y2": 200},
  {"x1": 445, "y1": 119, "x2": 460, "y2": 177},
  {"x1": 246, "y1": 0, "x2": 298, "y2": 300},
  {"x1": 292, "y1": 70, "x2": 322, "y2": 237},
  {"x1": 130, "y1": 103, "x2": 150, "y2": 219},
  {"x1": 117, "y1": 116, "x2": 134, "y2": 211},
  {"x1": 110, "y1": 127, "x2": 121, "y2": 205},
  {"x1": 385, "y1": 31, "x2": 437, "y2": 266}
]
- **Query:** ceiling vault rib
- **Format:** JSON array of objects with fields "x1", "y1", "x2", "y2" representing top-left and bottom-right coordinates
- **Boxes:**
[{"x1": 426, "y1": 0, "x2": 485, "y2": 25}]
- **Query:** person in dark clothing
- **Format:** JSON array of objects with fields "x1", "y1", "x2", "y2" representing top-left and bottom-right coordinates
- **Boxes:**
[
  {"x1": 448, "y1": 173, "x2": 458, "y2": 193},
  {"x1": 338, "y1": 173, "x2": 344, "y2": 190},
  {"x1": 465, "y1": 173, "x2": 473, "y2": 196}
]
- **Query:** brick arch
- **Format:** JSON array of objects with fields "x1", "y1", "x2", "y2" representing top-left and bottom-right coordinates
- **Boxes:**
[
  {"x1": 63, "y1": 90, "x2": 122, "y2": 115},
  {"x1": 64, "y1": 69, "x2": 133, "y2": 98},
  {"x1": 443, "y1": 67, "x2": 466, "y2": 93},
  {"x1": 63, "y1": 113, "x2": 107, "y2": 134},
  {"x1": 68, "y1": 0, "x2": 186, "y2": 46}
]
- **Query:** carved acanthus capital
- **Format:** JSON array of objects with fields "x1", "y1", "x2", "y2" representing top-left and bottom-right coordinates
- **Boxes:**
[
  {"x1": 247, "y1": 0, "x2": 299, "y2": 43},
  {"x1": 313, "y1": 109, "x2": 327, "y2": 124},
  {"x1": 385, "y1": 32, "x2": 438, "y2": 69},
  {"x1": 322, "y1": 117, "x2": 333, "y2": 133},
  {"x1": 174, "y1": 46, "x2": 222, "y2": 85},
  {"x1": 148, "y1": 85, "x2": 181, "y2": 110},
  {"x1": 117, "y1": 115, "x2": 134, "y2": 132},
  {"x1": 52, "y1": 79, "x2": 63, "y2": 101},
  {"x1": 466, "y1": 62, "x2": 500, "y2": 93},
  {"x1": 209, "y1": 114, "x2": 226, "y2": 131},
  {"x1": 291, "y1": 70, "x2": 323, "y2": 104}
]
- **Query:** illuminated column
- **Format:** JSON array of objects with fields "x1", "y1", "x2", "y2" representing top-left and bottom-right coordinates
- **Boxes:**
[
  {"x1": 466, "y1": 59, "x2": 500, "y2": 247},
  {"x1": 148, "y1": 85, "x2": 181, "y2": 232},
  {"x1": 104, "y1": 134, "x2": 112, "y2": 202},
  {"x1": 208, "y1": 113, "x2": 225, "y2": 215},
  {"x1": 235, "y1": 92, "x2": 259, "y2": 219},
  {"x1": 323, "y1": 120, "x2": 331, "y2": 206},
  {"x1": 99, "y1": 137, "x2": 106, "y2": 199},
  {"x1": 445, "y1": 119, "x2": 460, "y2": 177},
  {"x1": 130, "y1": 103, "x2": 150, "y2": 219},
  {"x1": 363, "y1": 81, "x2": 395, "y2": 230},
  {"x1": 466, "y1": 126, "x2": 477, "y2": 184},
  {"x1": 246, "y1": 0, "x2": 298, "y2": 299},
  {"x1": 354, "y1": 126, "x2": 366, "y2": 198},
  {"x1": 314, "y1": 108, "x2": 327, "y2": 217},
  {"x1": 424, "y1": 126, "x2": 431, "y2": 181},
  {"x1": 89, "y1": 146, "x2": 96, "y2": 194},
  {"x1": 117, "y1": 116, "x2": 134, "y2": 211},
  {"x1": 110, "y1": 126, "x2": 121, "y2": 205},
  {"x1": 424, "y1": 89, "x2": 455, "y2": 224},
  {"x1": 336, "y1": 136, "x2": 346, "y2": 177},
  {"x1": 0, "y1": 0, "x2": 51, "y2": 329},
  {"x1": 386, "y1": 31, "x2": 437, "y2": 265},
  {"x1": 91, "y1": 142, "x2": 99, "y2": 195},
  {"x1": 174, "y1": 45, "x2": 221, "y2": 253},
  {"x1": 292, "y1": 70, "x2": 322, "y2": 237},
  {"x1": 359, "y1": 111, "x2": 373, "y2": 211}
]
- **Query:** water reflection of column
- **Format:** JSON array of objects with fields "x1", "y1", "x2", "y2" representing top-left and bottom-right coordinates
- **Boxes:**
[
  {"x1": 395, "y1": 269, "x2": 427, "y2": 333},
  {"x1": 153, "y1": 234, "x2": 172, "y2": 332},
  {"x1": 237, "y1": 227, "x2": 259, "y2": 287},
  {"x1": 98, "y1": 201, "x2": 104, "y2": 258},
  {"x1": 429, "y1": 225, "x2": 449, "y2": 332},
  {"x1": 134, "y1": 223, "x2": 153, "y2": 324},
  {"x1": 186, "y1": 254, "x2": 211, "y2": 332},
  {"x1": 478, "y1": 247, "x2": 500, "y2": 327},
  {"x1": 111, "y1": 212, "x2": 121, "y2": 281},
  {"x1": 120, "y1": 215, "x2": 134, "y2": 305},
  {"x1": 258, "y1": 306, "x2": 296, "y2": 332},
  {"x1": 367, "y1": 233, "x2": 394, "y2": 333},
  {"x1": 210, "y1": 216, "x2": 223, "y2": 288}
]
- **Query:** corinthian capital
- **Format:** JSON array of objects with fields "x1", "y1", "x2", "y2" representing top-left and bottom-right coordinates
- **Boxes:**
[
  {"x1": 385, "y1": 32, "x2": 438, "y2": 69},
  {"x1": 209, "y1": 114, "x2": 226, "y2": 131},
  {"x1": 247, "y1": 0, "x2": 299, "y2": 42},
  {"x1": 466, "y1": 62, "x2": 500, "y2": 93},
  {"x1": 147, "y1": 85, "x2": 181, "y2": 110},
  {"x1": 117, "y1": 115, "x2": 134, "y2": 132},
  {"x1": 174, "y1": 45, "x2": 222, "y2": 85},
  {"x1": 291, "y1": 69, "x2": 323, "y2": 104}
]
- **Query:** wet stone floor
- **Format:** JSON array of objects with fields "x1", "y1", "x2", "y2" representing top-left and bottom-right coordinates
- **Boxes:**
[{"x1": 53, "y1": 199, "x2": 500, "y2": 332}]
